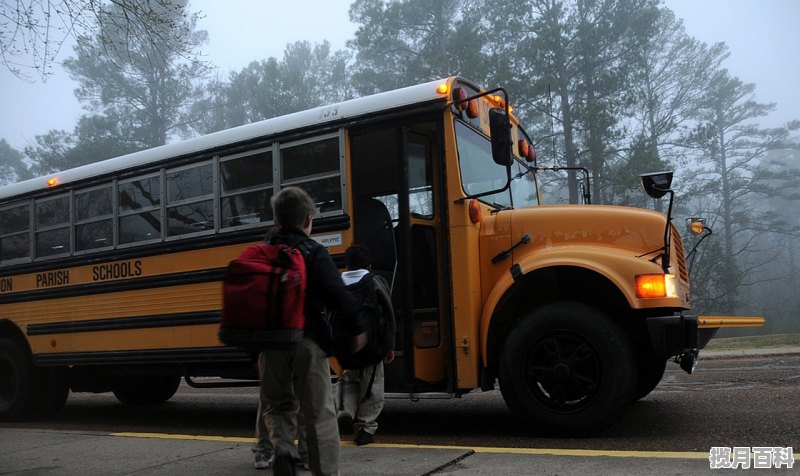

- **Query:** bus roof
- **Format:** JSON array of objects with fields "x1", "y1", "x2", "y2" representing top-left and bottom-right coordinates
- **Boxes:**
[{"x1": 0, "y1": 77, "x2": 466, "y2": 202}]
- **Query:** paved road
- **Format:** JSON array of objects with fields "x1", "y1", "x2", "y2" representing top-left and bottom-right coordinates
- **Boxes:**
[{"x1": 1, "y1": 350, "x2": 798, "y2": 475}]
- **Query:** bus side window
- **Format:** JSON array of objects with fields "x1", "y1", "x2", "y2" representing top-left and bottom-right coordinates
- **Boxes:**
[
  {"x1": 166, "y1": 162, "x2": 214, "y2": 236},
  {"x1": 0, "y1": 202, "x2": 31, "y2": 262},
  {"x1": 35, "y1": 194, "x2": 70, "y2": 258},
  {"x1": 118, "y1": 174, "x2": 161, "y2": 244},
  {"x1": 220, "y1": 149, "x2": 274, "y2": 228},
  {"x1": 280, "y1": 136, "x2": 343, "y2": 216},
  {"x1": 75, "y1": 186, "x2": 113, "y2": 252}
]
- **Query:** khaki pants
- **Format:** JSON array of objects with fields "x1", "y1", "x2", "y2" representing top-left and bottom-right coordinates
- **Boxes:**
[
  {"x1": 261, "y1": 338, "x2": 339, "y2": 476},
  {"x1": 338, "y1": 362, "x2": 385, "y2": 435},
  {"x1": 255, "y1": 355, "x2": 308, "y2": 463}
]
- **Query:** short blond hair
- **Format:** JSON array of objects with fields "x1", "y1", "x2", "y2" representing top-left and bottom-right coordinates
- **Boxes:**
[{"x1": 271, "y1": 186, "x2": 315, "y2": 228}]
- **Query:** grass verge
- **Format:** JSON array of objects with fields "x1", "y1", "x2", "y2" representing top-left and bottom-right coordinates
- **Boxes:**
[{"x1": 704, "y1": 333, "x2": 800, "y2": 351}]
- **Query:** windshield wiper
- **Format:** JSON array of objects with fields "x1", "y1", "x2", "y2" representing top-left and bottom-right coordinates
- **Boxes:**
[{"x1": 488, "y1": 202, "x2": 510, "y2": 212}]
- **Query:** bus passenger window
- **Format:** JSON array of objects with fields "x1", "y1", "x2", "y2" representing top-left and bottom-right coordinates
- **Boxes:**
[
  {"x1": 75, "y1": 186, "x2": 112, "y2": 251},
  {"x1": 0, "y1": 203, "x2": 31, "y2": 262},
  {"x1": 119, "y1": 175, "x2": 161, "y2": 244},
  {"x1": 220, "y1": 150, "x2": 273, "y2": 228},
  {"x1": 119, "y1": 212, "x2": 160, "y2": 244},
  {"x1": 280, "y1": 136, "x2": 343, "y2": 215},
  {"x1": 35, "y1": 195, "x2": 70, "y2": 258},
  {"x1": 167, "y1": 202, "x2": 214, "y2": 235},
  {"x1": 119, "y1": 175, "x2": 160, "y2": 211},
  {"x1": 166, "y1": 163, "x2": 214, "y2": 236}
]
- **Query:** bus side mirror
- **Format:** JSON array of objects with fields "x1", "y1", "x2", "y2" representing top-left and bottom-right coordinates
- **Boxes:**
[
  {"x1": 639, "y1": 171, "x2": 673, "y2": 199},
  {"x1": 489, "y1": 108, "x2": 512, "y2": 167}
]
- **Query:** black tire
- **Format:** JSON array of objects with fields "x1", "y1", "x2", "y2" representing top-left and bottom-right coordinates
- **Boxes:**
[
  {"x1": 113, "y1": 375, "x2": 181, "y2": 405},
  {"x1": 34, "y1": 366, "x2": 70, "y2": 418},
  {"x1": 499, "y1": 302, "x2": 637, "y2": 437},
  {"x1": 633, "y1": 352, "x2": 667, "y2": 401},
  {"x1": 0, "y1": 338, "x2": 38, "y2": 421}
]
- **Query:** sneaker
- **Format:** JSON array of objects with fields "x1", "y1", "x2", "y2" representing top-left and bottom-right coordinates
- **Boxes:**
[
  {"x1": 354, "y1": 429, "x2": 374, "y2": 446},
  {"x1": 253, "y1": 451, "x2": 273, "y2": 470},
  {"x1": 273, "y1": 454, "x2": 297, "y2": 476},
  {"x1": 337, "y1": 411, "x2": 354, "y2": 434}
]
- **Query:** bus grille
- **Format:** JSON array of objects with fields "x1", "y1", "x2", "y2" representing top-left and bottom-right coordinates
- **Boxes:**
[{"x1": 671, "y1": 226, "x2": 689, "y2": 282}]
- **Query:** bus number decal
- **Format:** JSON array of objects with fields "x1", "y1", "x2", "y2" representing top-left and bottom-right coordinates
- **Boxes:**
[
  {"x1": 92, "y1": 260, "x2": 143, "y2": 282},
  {"x1": 318, "y1": 106, "x2": 339, "y2": 119}
]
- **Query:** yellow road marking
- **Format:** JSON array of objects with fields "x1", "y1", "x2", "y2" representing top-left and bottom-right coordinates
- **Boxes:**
[
  {"x1": 112, "y1": 432, "x2": 253, "y2": 443},
  {"x1": 110, "y1": 432, "x2": 707, "y2": 460}
]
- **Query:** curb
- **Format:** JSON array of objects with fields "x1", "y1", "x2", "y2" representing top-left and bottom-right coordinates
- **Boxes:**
[{"x1": 700, "y1": 346, "x2": 800, "y2": 360}]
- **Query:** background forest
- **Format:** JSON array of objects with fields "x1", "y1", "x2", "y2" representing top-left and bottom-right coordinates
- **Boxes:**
[{"x1": 1, "y1": 0, "x2": 799, "y2": 335}]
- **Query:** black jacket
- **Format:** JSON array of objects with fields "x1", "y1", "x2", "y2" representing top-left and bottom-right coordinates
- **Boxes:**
[{"x1": 269, "y1": 226, "x2": 366, "y2": 354}]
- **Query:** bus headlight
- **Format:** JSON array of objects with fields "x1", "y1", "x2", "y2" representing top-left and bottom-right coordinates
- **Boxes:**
[{"x1": 635, "y1": 273, "x2": 677, "y2": 298}]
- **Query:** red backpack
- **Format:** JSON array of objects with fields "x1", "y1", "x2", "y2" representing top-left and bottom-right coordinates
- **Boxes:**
[{"x1": 219, "y1": 241, "x2": 308, "y2": 350}]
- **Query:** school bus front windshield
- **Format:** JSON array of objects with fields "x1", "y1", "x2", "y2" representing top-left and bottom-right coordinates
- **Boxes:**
[{"x1": 454, "y1": 119, "x2": 539, "y2": 209}]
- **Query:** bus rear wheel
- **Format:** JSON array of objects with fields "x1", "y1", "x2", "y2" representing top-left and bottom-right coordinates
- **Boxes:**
[
  {"x1": 0, "y1": 338, "x2": 70, "y2": 421},
  {"x1": 0, "y1": 338, "x2": 38, "y2": 421},
  {"x1": 499, "y1": 302, "x2": 637, "y2": 436},
  {"x1": 113, "y1": 375, "x2": 182, "y2": 406}
]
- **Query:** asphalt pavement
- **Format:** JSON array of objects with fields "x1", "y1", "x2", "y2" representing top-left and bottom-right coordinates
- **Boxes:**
[
  {"x1": 2, "y1": 347, "x2": 798, "y2": 476},
  {"x1": 0, "y1": 427, "x2": 743, "y2": 475}
]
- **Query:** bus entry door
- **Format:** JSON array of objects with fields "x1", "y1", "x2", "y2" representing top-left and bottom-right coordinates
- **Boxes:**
[{"x1": 350, "y1": 124, "x2": 449, "y2": 393}]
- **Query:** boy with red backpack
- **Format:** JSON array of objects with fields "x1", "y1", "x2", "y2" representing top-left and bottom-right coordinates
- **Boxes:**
[{"x1": 255, "y1": 187, "x2": 367, "y2": 476}]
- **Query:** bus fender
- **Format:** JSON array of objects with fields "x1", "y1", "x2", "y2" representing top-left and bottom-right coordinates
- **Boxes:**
[{"x1": 479, "y1": 245, "x2": 668, "y2": 365}]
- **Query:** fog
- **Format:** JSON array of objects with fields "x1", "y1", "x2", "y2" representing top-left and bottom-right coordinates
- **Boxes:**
[
  {"x1": 0, "y1": 0, "x2": 798, "y2": 336},
  {"x1": 1, "y1": 0, "x2": 799, "y2": 150}
]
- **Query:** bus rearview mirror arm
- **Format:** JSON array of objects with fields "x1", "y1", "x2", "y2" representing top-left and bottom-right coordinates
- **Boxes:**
[{"x1": 640, "y1": 171, "x2": 675, "y2": 273}]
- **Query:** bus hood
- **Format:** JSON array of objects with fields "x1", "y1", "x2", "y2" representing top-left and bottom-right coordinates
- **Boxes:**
[{"x1": 508, "y1": 204, "x2": 669, "y2": 258}]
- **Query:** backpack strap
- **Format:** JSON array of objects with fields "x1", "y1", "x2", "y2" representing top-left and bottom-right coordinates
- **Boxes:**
[
  {"x1": 267, "y1": 233, "x2": 314, "y2": 258},
  {"x1": 360, "y1": 363, "x2": 379, "y2": 404}
]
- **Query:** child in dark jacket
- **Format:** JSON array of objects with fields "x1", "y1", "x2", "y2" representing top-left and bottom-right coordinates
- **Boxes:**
[{"x1": 336, "y1": 243, "x2": 396, "y2": 446}]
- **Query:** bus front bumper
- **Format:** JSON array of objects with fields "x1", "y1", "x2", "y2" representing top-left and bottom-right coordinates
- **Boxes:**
[{"x1": 645, "y1": 315, "x2": 765, "y2": 374}]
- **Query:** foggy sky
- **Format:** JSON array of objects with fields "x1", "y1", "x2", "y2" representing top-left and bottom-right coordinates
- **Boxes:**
[{"x1": 0, "y1": 0, "x2": 798, "y2": 152}]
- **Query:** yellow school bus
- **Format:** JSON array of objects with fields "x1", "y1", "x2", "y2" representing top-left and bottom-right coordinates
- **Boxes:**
[{"x1": 0, "y1": 77, "x2": 762, "y2": 435}]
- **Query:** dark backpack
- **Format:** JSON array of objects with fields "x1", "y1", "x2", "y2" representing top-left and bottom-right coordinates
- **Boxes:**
[
  {"x1": 332, "y1": 273, "x2": 391, "y2": 370},
  {"x1": 218, "y1": 241, "x2": 308, "y2": 350}
]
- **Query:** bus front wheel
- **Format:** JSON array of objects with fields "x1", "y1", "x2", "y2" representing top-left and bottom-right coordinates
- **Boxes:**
[
  {"x1": 499, "y1": 302, "x2": 637, "y2": 436},
  {"x1": 113, "y1": 375, "x2": 182, "y2": 405},
  {"x1": 634, "y1": 351, "x2": 667, "y2": 401}
]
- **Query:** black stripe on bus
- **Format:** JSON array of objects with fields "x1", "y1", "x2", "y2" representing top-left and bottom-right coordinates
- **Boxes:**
[
  {"x1": 33, "y1": 346, "x2": 251, "y2": 366},
  {"x1": 0, "y1": 268, "x2": 226, "y2": 305},
  {"x1": 26, "y1": 310, "x2": 222, "y2": 336}
]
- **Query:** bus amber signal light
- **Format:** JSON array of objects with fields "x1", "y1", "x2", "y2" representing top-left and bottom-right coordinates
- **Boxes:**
[
  {"x1": 526, "y1": 144, "x2": 536, "y2": 163},
  {"x1": 518, "y1": 140, "x2": 536, "y2": 163},
  {"x1": 635, "y1": 273, "x2": 676, "y2": 298},
  {"x1": 46, "y1": 178, "x2": 59, "y2": 187},
  {"x1": 452, "y1": 87, "x2": 479, "y2": 119},
  {"x1": 436, "y1": 83, "x2": 449, "y2": 95},
  {"x1": 468, "y1": 199, "x2": 482, "y2": 224}
]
